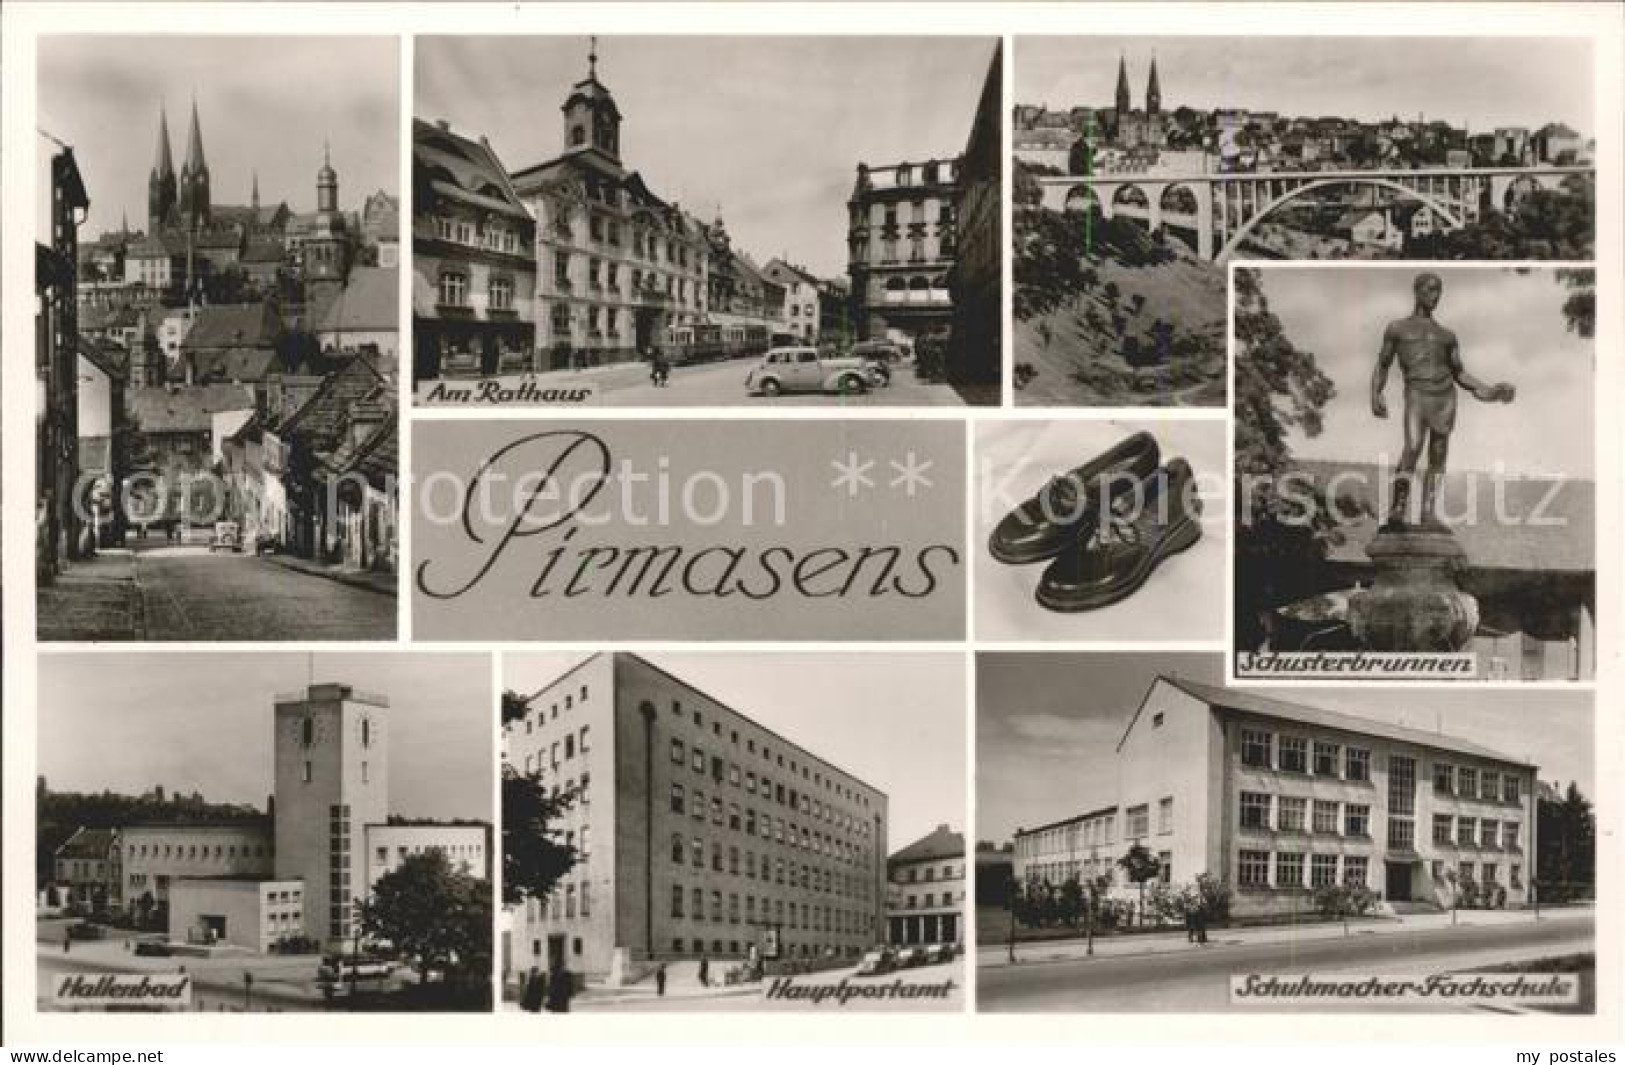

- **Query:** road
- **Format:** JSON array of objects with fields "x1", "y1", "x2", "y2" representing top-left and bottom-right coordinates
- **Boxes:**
[
  {"x1": 136, "y1": 547, "x2": 395, "y2": 641},
  {"x1": 460, "y1": 357, "x2": 968, "y2": 408},
  {"x1": 979, "y1": 913, "x2": 1593, "y2": 1013}
]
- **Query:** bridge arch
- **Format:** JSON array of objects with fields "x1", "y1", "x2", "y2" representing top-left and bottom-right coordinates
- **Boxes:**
[
  {"x1": 1159, "y1": 183, "x2": 1201, "y2": 217},
  {"x1": 1111, "y1": 184, "x2": 1151, "y2": 213},
  {"x1": 1062, "y1": 185, "x2": 1102, "y2": 215},
  {"x1": 1215, "y1": 177, "x2": 1466, "y2": 262}
]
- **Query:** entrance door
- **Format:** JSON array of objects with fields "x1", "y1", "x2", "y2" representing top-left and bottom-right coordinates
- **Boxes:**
[
  {"x1": 1384, "y1": 861, "x2": 1412, "y2": 902},
  {"x1": 547, "y1": 933, "x2": 566, "y2": 969},
  {"x1": 941, "y1": 912, "x2": 959, "y2": 944}
]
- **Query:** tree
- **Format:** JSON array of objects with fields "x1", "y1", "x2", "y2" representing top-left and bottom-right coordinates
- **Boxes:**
[
  {"x1": 1556, "y1": 268, "x2": 1595, "y2": 340},
  {"x1": 1231, "y1": 266, "x2": 1346, "y2": 650},
  {"x1": 1537, "y1": 781, "x2": 1595, "y2": 901},
  {"x1": 1313, "y1": 883, "x2": 1379, "y2": 936},
  {"x1": 1117, "y1": 844, "x2": 1162, "y2": 926},
  {"x1": 360, "y1": 850, "x2": 491, "y2": 998},
  {"x1": 500, "y1": 689, "x2": 532, "y2": 728},
  {"x1": 501, "y1": 762, "x2": 579, "y2": 906}
]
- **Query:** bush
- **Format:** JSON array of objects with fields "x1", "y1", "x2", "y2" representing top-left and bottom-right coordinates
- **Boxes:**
[
  {"x1": 913, "y1": 335, "x2": 948, "y2": 383},
  {"x1": 271, "y1": 934, "x2": 322, "y2": 955},
  {"x1": 1313, "y1": 883, "x2": 1380, "y2": 921}
]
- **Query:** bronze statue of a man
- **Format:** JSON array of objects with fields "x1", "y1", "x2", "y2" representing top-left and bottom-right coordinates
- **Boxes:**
[{"x1": 1371, "y1": 272, "x2": 1515, "y2": 529}]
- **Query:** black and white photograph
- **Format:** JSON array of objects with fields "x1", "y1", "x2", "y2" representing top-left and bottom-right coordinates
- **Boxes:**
[
  {"x1": 412, "y1": 35, "x2": 1002, "y2": 407},
  {"x1": 1011, "y1": 36, "x2": 1596, "y2": 407},
  {"x1": 35, "y1": 37, "x2": 400, "y2": 641},
  {"x1": 976, "y1": 652, "x2": 1596, "y2": 1013},
  {"x1": 35, "y1": 652, "x2": 493, "y2": 1013},
  {"x1": 499, "y1": 651, "x2": 967, "y2": 1012},
  {"x1": 1233, "y1": 265, "x2": 1594, "y2": 681},
  {"x1": 975, "y1": 418, "x2": 1226, "y2": 644}
]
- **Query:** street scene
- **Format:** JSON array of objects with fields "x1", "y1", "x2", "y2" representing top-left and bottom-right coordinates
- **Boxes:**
[
  {"x1": 975, "y1": 652, "x2": 1596, "y2": 1012},
  {"x1": 35, "y1": 38, "x2": 400, "y2": 640},
  {"x1": 499, "y1": 652, "x2": 966, "y2": 1011},
  {"x1": 36, "y1": 653, "x2": 493, "y2": 1012},
  {"x1": 413, "y1": 35, "x2": 1002, "y2": 408},
  {"x1": 1011, "y1": 36, "x2": 1596, "y2": 405}
]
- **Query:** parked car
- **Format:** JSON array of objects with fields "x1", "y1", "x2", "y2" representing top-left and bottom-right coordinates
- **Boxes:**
[
  {"x1": 897, "y1": 946, "x2": 928, "y2": 969},
  {"x1": 851, "y1": 339, "x2": 905, "y2": 365},
  {"x1": 209, "y1": 521, "x2": 241, "y2": 553},
  {"x1": 133, "y1": 937, "x2": 173, "y2": 957},
  {"x1": 855, "y1": 948, "x2": 898, "y2": 977},
  {"x1": 317, "y1": 955, "x2": 397, "y2": 1000},
  {"x1": 746, "y1": 347, "x2": 872, "y2": 396},
  {"x1": 924, "y1": 943, "x2": 953, "y2": 965}
]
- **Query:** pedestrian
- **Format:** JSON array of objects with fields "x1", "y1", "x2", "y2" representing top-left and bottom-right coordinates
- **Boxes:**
[
  {"x1": 1194, "y1": 907, "x2": 1210, "y2": 945},
  {"x1": 63, "y1": 932, "x2": 71, "y2": 955},
  {"x1": 1183, "y1": 909, "x2": 1196, "y2": 944},
  {"x1": 698, "y1": 955, "x2": 710, "y2": 988},
  {"x1": 655, "y1": 963, "x2": 667, "y2": 997},
  {"x1": 520, "y1": 966, "x2": 545, "y2": 1012},
  {"x1": 544, "y1": 963, "x2": 573, "y2": 1013}
]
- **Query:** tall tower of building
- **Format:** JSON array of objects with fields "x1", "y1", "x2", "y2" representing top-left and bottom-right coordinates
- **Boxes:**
[
  {"x1": 1146, "y1": 55, "x2": 1162, "y2": 117},
  {"x1": 305, "y1": 142, "x2": 350, "y2": 292},
  {"x1": 1114, "y1": 55, "x2": 1132, "y2": 121},
  {"x1": 252, "y1": 169, "x2": 260, "y2": 212},
  {"x1": 178, "y1": 98, "x2": 211, "y2": 229},
  {"x1": 273, "y1": 683, "x2": 389, "y2": 947},
  {"x1": 148, "y1": 103, "x2": 177, "y2": 230},
  {"x1": 561, "y1": 37, "x2": 622, "y2": 163}
]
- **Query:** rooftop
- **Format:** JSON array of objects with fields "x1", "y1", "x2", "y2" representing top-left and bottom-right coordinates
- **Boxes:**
[
  {"x1": 889, "y1": 824, "x2": 964, "y2": 865},
  {"x1": 129, "y1": 383, "x2": 256, "y2": 435}
]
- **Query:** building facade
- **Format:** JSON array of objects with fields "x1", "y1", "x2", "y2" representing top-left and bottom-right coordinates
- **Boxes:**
[
  {"x1": 846, "y1": 158, "x2": 958, "y2": 346},
  {"x1": 503, "y1": 653, "x2": 889, "y2": 986},
  {"x1": 512, "y1": 53, "x2": 711, "y2": 371},
  {"x1": 885, "y1": 824, "x2": 965, "y2": 947},
  {"x1": 1014, "y1": 677, "x2": 1539, "y2": 921},
  {"x1": 761, "y1": 259, "x2": 822, "y2": 342},
  {"x1": 118, "y1": 822, "x2": 275, "y2": 914},
  {"x1": 412, "y1": 119, "x2": 538, "y2": 381},
  {"x1": 947, "y1": 41, "x2": 1003, "y2": 391}
]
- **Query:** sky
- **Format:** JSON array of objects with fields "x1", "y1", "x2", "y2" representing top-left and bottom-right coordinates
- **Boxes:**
[
  {"x1": 37, "y1": 36, "x2": 399, "y2": 239},
  {"x1": 38, "y1": 652, "x2": 492, "y2": 822},
  {"x1": 504, "y1": 652, "x2": 967, "y2": 855},
  {"x1": 417, "y1": 35, "x2": 998, "y2": 279},
  {"x1": 1258, "y1": 267, "x2": 1594, "y2": 479},
  {"x1": 1016, "y1": 37, "x2": 1593, "y2": 136},
  {"x1": 976, "y1": 652, "x2": 1594, "y2": 846}
]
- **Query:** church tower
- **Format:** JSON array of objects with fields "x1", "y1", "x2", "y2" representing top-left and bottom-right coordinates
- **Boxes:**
[
  {"x1": 273, "y1": 683, "x2": 389, "y2": 947},
  {"x1": 305, "y1": 142, "x2": 351, "y2": 292},
  {"x1": 561, "y1": 37, "x2": 622, "y2": 163},
  {"x1": 148, "y1": 103, "x2": 177, "y2": 230},
  {"x1": 178, "y1": 98, "x2": 211, "y2": 229},
  {"x1": 1147, "y1": 55, "x2": 1162, "y2": 117},
  {"x1": 1114, "y1": 55, "x2": 1132, "y2": 120}
]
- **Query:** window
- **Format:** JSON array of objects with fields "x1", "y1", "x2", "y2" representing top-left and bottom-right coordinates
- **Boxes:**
[
  {"x1": 1312, "y1": 800, "x2": 1339, "y2": 834},
  {"x1": 1480, "y1": 819, "x2": 1497, "y2": 849},
  {"x1": 692, "y1": 749, "x2": 705, "y2": 773},
  {"x1": 437, "y1": 271, "x2": 467, "y2": 307},
  {"x1": 1126, "y1": 804, "x2": 1150, "y2": 838},
  {"x1": 1311, "y1": 854, "x2": 1338, "y2": 888},
  {"x1": 1457, "y1": 766, "x2": 1478, "y2": 797},
  {"x1": 1510, "y1": 864, "x2": 1522, "y2": 888},
  {"x1": 1481, "y1": 770, "x2": 1500, "y2": 802},
  {"x1": 302, "y1": 761, "x2": 312, "y2": 784},
  {"x1": 1278, "y1": 797, "x2": 1307, "y2": 832},
  {"x1": 1482, "y1": 863, "x2": 1498, "y2": 884},
  {"x1": 671, "y1": 885, "x2": 684, "y2": 918},
  {"x1": 1152, "y1": 712, "x2": 1165, "y2": 728},
  {"x1": 692, "y1": 791, "x2": 705, "y2": 820},
  {"x1": 1276, "y1": 852, "x2": 1305, "y2": 888},
  {"x1": 1239, "y1": 792, "x2": 1271, "y2": 830},
  {"x1": 1313, "y1": 741, "x2": 1340, "y2": 777},
  {"x1": 1238, "y1": 850, "x2": 1270, "y2": 887},
  {"x1": 1344, "y1": 804, "x2": 1370, "y2": 837},
  {"x1": 672, "y1": 739, "x2": 685, "y2": 764},
  {"x1": 1457, "y1": 816, "x2": 1476, "y2": 847},
  {"x1": 1346, "y1": 748, "x2": 1371, "y2": 782},
  {"x1": 1503, "y1": 776, "x2": 1521, "y2": 804},
  {"x1": 670, "y1": 784, "x2": 684, "y2": 814},
  {"x1": 580, "y1": 726, "x2": 590, "y2": 753},
  {"x1": 1503, "y1": 822, "x2": 1519, "y2": 851},
  {"x1": 1433, "y1": 814, "x2": 1454, "y2": 845},
  {"x1": 671, "y1": 834, "x2": 685, "y2": 863},
  {"x1": 1389, "y1": 755, "x2": 1416, "y2": 816},
  {"x1": 1459, "y1": 861, "x2": 1475, "y2": 882},
  {"x1": 1388, "y1": 817, "x2": 1415, "y2": 850},
  {"x1": 1343, "y1": 856, "x2": 1369, "y2": 888},
  {"x1": 1241, "y1": 729, "x2": 1273, "y2": 768},
  {"x1": 1433, "y1": 762, "x2": 1454, "y2": 794},
  {"x1": 691, "y1": 838, "x2": 703, "y2": 866},
  {"x1": 489, "y1": 276, "x2": 513, "y2": 311},
  {"x1": 1158, "y1": 797, "x2": 1174, "y2": 835},
  {"x1": 1279, "y1": 737, "x2": 1308, "y2": 773}
]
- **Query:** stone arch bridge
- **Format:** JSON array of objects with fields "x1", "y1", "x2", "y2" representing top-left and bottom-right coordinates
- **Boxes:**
[{"x1": 1037, "y1": 166, "x2": 1590, "y2": 261}]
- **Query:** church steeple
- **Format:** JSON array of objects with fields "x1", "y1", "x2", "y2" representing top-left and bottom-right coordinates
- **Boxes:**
[
  {"x1": 252, "y1": 169, "x2": 260, "y2": 211},
  {"x1": 178, "y1": 95, "x2": 211, "y2": 229},
  {"x1": 148, "y1": 101, "x2": 177, "y2": 230},
  {"x1": 1115, "y1": 54, "x2": 1131, "y2": 118},
  {"x1": 1147, "y1": 54, "x2": 1162, "y2": 116},
  {"x1": 317, "y1": 141, "x2": 338, "y2": 214},
  {"x1": 561, "y1": 35, "x2": 622, "y2": 163}
]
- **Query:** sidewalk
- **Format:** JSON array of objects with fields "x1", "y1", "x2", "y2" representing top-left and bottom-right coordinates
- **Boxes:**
[
  {"x1": 978, "y1": 905, "x2": 1593, "y2": 968},
  {"x1": 265, "y1": 554, "x2": 398, "y2": 596},
  {"x1": 36, "y1": 549, "x2": 144, "y2": 641}
]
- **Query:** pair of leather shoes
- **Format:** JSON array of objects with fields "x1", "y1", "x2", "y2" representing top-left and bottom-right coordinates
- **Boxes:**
[{"x1": 987, "y1": 431, "x2": 1202, "y2": 612}]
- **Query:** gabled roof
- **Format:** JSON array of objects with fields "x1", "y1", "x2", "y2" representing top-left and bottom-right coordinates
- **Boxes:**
[
  {"x1": 129, "y1": 383, "x2": 256, "y2": 435},
  {"x1": 56, "y1": 827, "x2": 118, "y2": 861},
  {"x1": 280, "y1": 354, "x2": 387, "y2": 453},
  {"x1": 1153, "y1": 676, "x2": 1532, "y2": 768},
  {"x1": 191, "y1": 345, "x2": 282, "y2": 384},
  {"x1": 181, "y1": 302, "x2": 281, "y2": 351},
  {"x1": 413, "y1": 119, "x2": 531, "y2": 222},
  {"x1": 316, "y1": 266, "x2": 398, "y2": 334},
  {"x1": 77, "y1": 336, "x2": 129, "y2": 381},
  {"x1": 889, "y1": 824, "x2": 964, "y2": 865}
]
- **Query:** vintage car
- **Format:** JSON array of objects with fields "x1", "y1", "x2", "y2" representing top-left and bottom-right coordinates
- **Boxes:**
[
  {"x1": 745, "y1": 347, "x2": 876, "y2": 396},
  {"x1": 209, "y1": 521, "x2": 241, "y2": 553},
  {"x1": 855, "y1": 947, "x2": 899, "y2": 977}
]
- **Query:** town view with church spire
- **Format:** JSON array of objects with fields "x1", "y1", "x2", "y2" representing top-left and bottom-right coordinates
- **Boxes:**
[
  {"x1": 1010, "y1": 36, "x2": 1596, "y2": 406},
  {"x1": 35, "y1": 36, "x2": 400, "y2": 640}
]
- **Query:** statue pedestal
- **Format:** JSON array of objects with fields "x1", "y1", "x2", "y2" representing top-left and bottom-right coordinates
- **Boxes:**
[{"x1": 1348, "y1": 526, "x2": 1479, "y2": 652}]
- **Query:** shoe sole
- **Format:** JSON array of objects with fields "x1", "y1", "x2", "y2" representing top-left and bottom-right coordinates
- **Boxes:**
[{"x1": 1034, "y1": 515, "x2": 1202, "y2": 613}]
